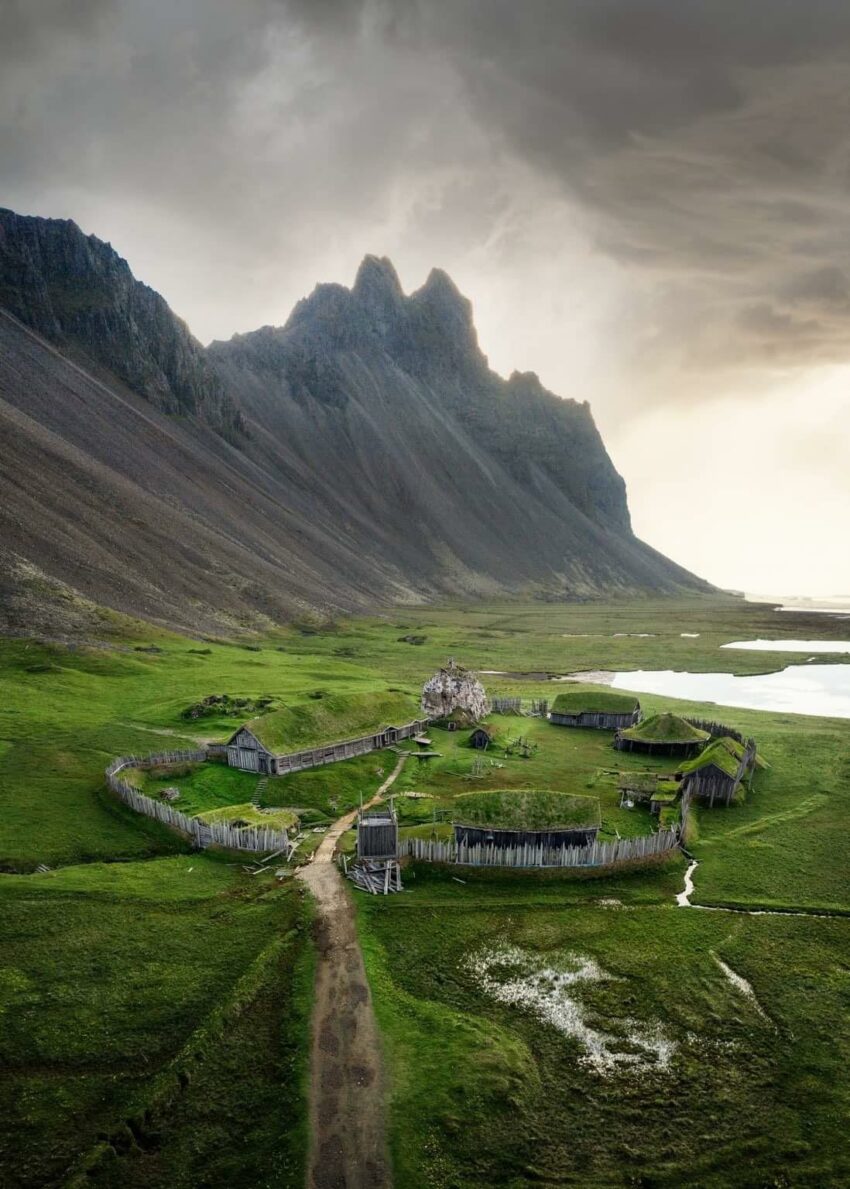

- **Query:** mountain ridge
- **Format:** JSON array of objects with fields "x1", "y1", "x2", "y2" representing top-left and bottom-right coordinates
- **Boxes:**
[{"x1": 0, "y1": 209, "x2": 710, "y2": 635}]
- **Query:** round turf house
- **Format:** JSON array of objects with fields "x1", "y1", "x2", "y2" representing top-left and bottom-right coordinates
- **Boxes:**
[
  {"x1": 452, "y1": 789, "x2": 601, "y2": 850},
  {"x1": 614, "y1": 712, "x2": 710, "y2": 756},
  {"x1": 549, "y1": 689, "x2": 641, "y2": 730}
]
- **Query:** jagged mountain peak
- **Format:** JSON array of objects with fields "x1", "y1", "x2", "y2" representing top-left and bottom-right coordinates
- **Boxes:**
[{"x1": 352, "y1": 254, "x2": 404, "y2": 304}]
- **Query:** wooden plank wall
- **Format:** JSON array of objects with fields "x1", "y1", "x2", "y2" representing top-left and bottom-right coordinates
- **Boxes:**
[
  {"x1": 551, "y1": 710, "x2": 638, "y2": 729},
  {"x1": 271, "y1": 718, "x2": 428, "y2": 773}
]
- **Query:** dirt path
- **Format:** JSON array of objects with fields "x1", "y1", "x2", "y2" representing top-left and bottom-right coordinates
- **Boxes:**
[{"x1": 296, "y1": 755, "x2": 406, "y2": 1189}]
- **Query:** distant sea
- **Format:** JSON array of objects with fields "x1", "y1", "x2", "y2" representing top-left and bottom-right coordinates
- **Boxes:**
[{"x1": 745, "y1": 594, "x2": 850, "y2": 615}]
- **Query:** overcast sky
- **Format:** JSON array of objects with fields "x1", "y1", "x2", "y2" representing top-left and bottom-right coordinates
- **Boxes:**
[{"x1": 5, "y1": 0, "x2": 850, "y2": 595}]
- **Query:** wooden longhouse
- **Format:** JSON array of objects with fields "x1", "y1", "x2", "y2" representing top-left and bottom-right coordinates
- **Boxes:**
[
  {"x1": 225, "y1": 692, "x2": 429, "y2": 774},
  {"x1": 452, "y1": 789, "x2": 601, "y2": 852},
  {"x1": 679, "y1": 736, "x2": 759, "y2": 807},
  {"x1": 549, "y1": 689, "x2": 641, "y2": 731}
]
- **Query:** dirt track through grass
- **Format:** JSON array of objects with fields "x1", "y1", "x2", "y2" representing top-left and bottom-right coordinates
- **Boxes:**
[{"x1": 296, "y1": 756, "x2": 405, "y2": 1189}]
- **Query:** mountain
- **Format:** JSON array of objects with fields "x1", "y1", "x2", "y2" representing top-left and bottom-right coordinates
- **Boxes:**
[
  {"x1": 0, "y1": 209, "x2": 243, "y2": 438},
  {"x1": 0, "y1": 210, "x2": 709, "y2": 636}
]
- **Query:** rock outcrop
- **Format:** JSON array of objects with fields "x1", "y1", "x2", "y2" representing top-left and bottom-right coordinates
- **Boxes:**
[{"x1": 422, "y1": 660, "x2": 489, "y2": 724}]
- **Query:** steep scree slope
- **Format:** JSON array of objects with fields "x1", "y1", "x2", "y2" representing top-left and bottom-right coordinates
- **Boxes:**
[{"x1": 0, "y1": 216, "x2": 708, "y2": 634}]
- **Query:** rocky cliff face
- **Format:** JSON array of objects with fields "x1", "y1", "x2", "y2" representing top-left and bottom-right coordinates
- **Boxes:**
[
  {"x1": 0, "y1": 209, "x2": 243, "y2": 437},
  {"x1": 0, "y1": 210, "x2": 710, "y2": 634},
  {"x1": 213, "y1": 256, "x2": 630, "y2": 533}
]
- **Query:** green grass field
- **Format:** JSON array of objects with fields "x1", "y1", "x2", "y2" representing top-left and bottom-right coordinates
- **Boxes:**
[{"x1": 2, "y1": 595, "x2": 850, "y2": 1185}]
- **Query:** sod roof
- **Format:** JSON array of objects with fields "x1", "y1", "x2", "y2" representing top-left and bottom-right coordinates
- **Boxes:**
[
  {"x1": 619, "y1": 713, "x2": 710, "y2": 744},
  {"x1": 680, "y1": 736, "x2": 767, "y2": 777},
  {"x1": 452, "y1": 789, "x2": 601, "y2": 831},
  {"x1": 240, "y1": 690, "x2": 420, "y2": 753},
  {"x1": 551, "y1": 689, "x2": 640, "y2": 715}
]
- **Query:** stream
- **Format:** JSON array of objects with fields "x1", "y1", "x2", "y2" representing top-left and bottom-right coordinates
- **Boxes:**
[{"x1": 674, "y1": 857, "x2": 846, "y2": 919}]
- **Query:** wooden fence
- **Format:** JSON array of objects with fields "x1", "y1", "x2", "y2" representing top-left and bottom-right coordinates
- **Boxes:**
[
  {"x1": 684, "y1": 718, "x2": 744, "y2": 743},
  {"x1": 400, "y1": 826, "x2": 679, "y2": 869},
  {"x1": 491, "y1": 696, "x2": 523, "y2": 714},
  {"x1": 105, "y1": 749, "x2": 293, "y2": 855}
]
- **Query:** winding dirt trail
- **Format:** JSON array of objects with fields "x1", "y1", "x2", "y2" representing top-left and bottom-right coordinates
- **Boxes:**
[{"x1": 296, "y1": 756, "x2": 406, "y2": 1189}]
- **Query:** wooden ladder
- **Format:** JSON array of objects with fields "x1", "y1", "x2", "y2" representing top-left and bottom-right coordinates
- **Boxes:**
[{"x1": 252, "y1": 776, "x2": 268, "y2": 809}]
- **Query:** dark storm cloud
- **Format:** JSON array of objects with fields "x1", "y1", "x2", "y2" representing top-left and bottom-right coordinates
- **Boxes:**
[
  {"x1": 357, "y1": 0, "x2": 850, "y2": 370},
  {"x1": 5, "y1": 0, "x2": 850, "y2": 374}
]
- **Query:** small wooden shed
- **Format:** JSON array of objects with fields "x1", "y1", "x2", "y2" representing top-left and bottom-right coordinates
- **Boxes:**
[
  {"x1": 469, "y1": 726, "x2": 494, "y2": 750},
  {"x1": 357, "y1": 806, "x2": 398, "y2": 860}
]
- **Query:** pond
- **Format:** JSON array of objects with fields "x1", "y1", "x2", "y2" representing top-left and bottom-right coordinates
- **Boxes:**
[
  {"x1": 608, "y1": 664, "x2": 850, "y2": 719},
  {"x1": 722, "y1": 639, "x2": 850, "y2": 653}
]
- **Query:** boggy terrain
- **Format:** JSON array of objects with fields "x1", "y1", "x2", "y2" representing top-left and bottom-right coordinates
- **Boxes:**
[
  {"x1": 0, "y1": 208, "x2": 707, "y2": 637},
  {"x1": 2, "y1": 597, "x2": 850, "y2": 1187}
]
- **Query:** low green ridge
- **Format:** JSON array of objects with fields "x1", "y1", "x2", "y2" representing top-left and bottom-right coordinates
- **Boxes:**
[
  {"x1": 452, "y1": 789, "x2": 601, "y2": 830},
  {"x1": 195, "y1": 803, "x2": 298, "y2": 830},
  {"x1": 619, "y1": 712, "x2": 710, "y2": 744},
  {"x1": 551, "y1": 689, "x2": 639, "y2": 714},
  {"x1": 241, "y1": 690, "x2": 420, "y2": 753}
]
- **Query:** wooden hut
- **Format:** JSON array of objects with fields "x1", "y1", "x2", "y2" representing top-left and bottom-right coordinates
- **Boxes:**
[
  {"x1": 452, "y1": 789, "x2": 601, "y2": 851},
  {"x1": 225, "y1": 691, "x2": 428, "y2": 774},
  {"x1": 614, "y1": 713, "x2": 710, "y2": 756},
  {"x1": 679, "y1": 736, "x2": 760, "y2": 807},
  {"x1": 617, "y1": 773, "x2": 681, "y2": 816},
  {"x1": 469, "y1": 725, "x2": 494, "y2": 750},
  {"x1": 357, "y1": 805, "x2": 398, "y2": 860},
  {"x1": 549, "y1": 689, "x2": 640, "y2": 730}
]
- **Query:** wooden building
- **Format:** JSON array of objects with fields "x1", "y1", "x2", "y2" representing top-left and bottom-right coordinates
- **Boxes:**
[
  {"x1": 549, "y1": 689, "x2": 640, "y2": 731},
  {"x1": 357, "y1": 806, "x2": 399, "y2": 860},
  {"x1": 679, "y1": 737, "x2": 759, "y2": 807},
  {"x1": 469, "y1": 725, "x2": 494, "y2": 750},
  {"x1": 614, "y1": 713, "x2": 710, "y2": 756},
  {"x1": 452, "y1": 789, "x2": 600, "y2": 851},
  {"x1": 225, "y1": 692, "x2": 429, "y2": 774}
]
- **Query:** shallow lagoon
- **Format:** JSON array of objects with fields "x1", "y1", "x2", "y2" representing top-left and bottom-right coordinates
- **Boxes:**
[
  {"x1": 609, "y1": 664, "x2": 850, "y2": 719},
  {"x1": 722, "y1": 639, "x2": 850, "y2": 653}
]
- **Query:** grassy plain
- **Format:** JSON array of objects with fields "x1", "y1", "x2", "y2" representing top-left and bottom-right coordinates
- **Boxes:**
[{"x1": 1, "y1": 594, "x2": 850, "y2": 1186}]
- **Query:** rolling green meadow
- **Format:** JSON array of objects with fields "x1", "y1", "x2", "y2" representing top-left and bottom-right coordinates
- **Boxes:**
[{"x1": 2, "y1": 595, "x2": 850, "y2": 1186}]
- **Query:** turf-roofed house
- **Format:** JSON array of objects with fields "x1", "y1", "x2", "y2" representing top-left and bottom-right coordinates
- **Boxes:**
[
  {"x1": 614, "y1": 712, "x2": 710, "y2": 756},
  {"x1": 549, "y1": 688, "x2": 640, "y2": 730},
  {"x1": 225, "y1": 691, "x2": 428, "y2": 774},
  {"x1": 452, "y1": 790, "x2": 601, "y2": 850},
  {"x1": 679, "y1": 736, "x2": 764, "y2": 807}
]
